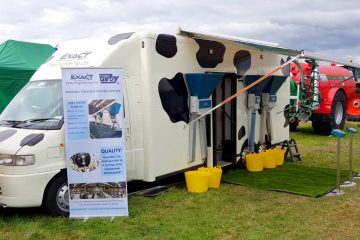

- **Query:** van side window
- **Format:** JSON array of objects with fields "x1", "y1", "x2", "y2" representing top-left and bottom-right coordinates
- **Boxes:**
[{"x1": 158, "y1": 73, "x2": 189, "y2": 123}]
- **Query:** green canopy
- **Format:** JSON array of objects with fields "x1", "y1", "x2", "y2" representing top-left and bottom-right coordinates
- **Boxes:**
[{"x1": 0, "y1": 40, "x2": 55, "y2": 112}]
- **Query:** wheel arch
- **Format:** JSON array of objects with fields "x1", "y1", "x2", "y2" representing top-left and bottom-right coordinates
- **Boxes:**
[
  {"x1": 312, "y1": 89, "x2": 347, "y2": 135},
  {"x1": 324, "y1": 87, "x2": 347, "y2": 105},
  {"x1": 336, "y1": 88, "x2": 347, "y2": 100},
  {"x1": 315, "y1": 87, "x2": 347, "y2": 114},
  {"x1": 41, "y1": 169, "x2": 67, "y2": 207}
]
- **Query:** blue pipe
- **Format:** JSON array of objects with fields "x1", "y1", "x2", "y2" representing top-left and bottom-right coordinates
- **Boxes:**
[{"x1": 249, "y1": 111, "x2": 256, "y2": 153}]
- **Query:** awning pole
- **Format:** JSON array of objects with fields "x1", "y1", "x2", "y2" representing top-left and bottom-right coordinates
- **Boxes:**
[{"x1": 187, "y1": 54, "x2": 302, "y2": 126}]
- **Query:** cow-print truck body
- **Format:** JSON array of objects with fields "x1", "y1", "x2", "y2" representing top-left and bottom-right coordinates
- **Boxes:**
[
  {"x1": 132, "y1": 32, "x2": 290, "y2": 181},
  {"x1": 0, "y1": 31, "x2": 290, "y2": 209}
]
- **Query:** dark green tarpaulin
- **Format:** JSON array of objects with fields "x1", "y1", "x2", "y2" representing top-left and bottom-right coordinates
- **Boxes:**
[{"x1": 0, "y1": 40, "x2": 55, "y2": 112}]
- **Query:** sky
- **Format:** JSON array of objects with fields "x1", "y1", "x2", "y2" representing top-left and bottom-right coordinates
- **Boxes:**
[{"x1": 1, "y1": 0, "x2": 360, "y2": 63}]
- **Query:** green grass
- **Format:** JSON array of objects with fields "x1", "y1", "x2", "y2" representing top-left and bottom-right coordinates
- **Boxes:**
[
  {"x1": 1, "y1": 122, "x2": 360, "y2": 240},
  {"x1": 223, "y1": 164, "x2": 351, "y2": 197},
  {"x1": 291, "y1": 121, "x2": 360, "y2": 170}
]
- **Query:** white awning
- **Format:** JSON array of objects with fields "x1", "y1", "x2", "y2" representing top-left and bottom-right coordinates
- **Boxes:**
[{"x1": 177, "y1": 27, "x2": 360, "y2": 69}]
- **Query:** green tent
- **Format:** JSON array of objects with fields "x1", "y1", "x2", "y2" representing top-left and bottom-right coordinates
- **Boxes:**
[{"x1": 0, "y1": 40, "x2": 56, "y2": 112}]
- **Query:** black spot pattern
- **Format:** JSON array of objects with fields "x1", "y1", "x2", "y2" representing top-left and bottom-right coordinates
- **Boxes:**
[
  {"x1": 158, "y1": 73, "x2": 189, "y2": 123},
  {"x1": 194, "y1": 39, "x2": 225, "y2": 68},
  {"x1": 20, "y1": 133, "x2": 45, "y2": 147},
  {"x1": 155, "y1": 34, "x2": 177, "y2": 58},
  {"x1": 234, "y1": 50, "x2": 251, "y2": 75},
  {"x1": 0, "y1": 129, "x2": 17, "y2": 143},
  {"x1": 281, "y1": 56, "x2": 291, "y2": 76},
  {"x1": 108, "y1": 32, "x2": 134, "y2": 45},
  {"x1": 238, "y1": 126, "x2": 246, "y2": 140}
]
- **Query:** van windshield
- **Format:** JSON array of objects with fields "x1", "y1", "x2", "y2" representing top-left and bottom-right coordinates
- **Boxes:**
[{"x1": 0, "y1": 80, "x2": 63, "y2": 130}]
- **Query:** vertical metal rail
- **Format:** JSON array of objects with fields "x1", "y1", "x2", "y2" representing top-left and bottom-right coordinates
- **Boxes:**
[{"x1": 336, "y1": 138, "x2": 341, "y2": 193}]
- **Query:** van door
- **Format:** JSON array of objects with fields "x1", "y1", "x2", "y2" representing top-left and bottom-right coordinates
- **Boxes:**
[{"x1": 212, "y1": 73, "x2": 237, "y2": 166}]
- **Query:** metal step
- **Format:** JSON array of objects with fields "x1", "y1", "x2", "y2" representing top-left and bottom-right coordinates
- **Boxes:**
[
  {"x1": 282, "y1": 138, "x2": 301, "y2": 162},
  {"x1": 216, "y1": 160, "x2": 233, "y2": 167}
]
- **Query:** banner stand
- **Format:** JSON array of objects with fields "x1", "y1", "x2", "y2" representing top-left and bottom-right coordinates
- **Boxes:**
[{"x1": 62, "y1": 67, "x2": 128, "y2": 218}]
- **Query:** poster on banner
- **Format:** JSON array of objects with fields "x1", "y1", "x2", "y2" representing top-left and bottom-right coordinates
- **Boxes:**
[{"x1": 61, "y1": 67, "x2": 128, "y2": 218}]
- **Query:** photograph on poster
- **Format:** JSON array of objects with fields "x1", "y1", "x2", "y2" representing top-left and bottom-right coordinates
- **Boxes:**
[
  {"x1": 69, "y1": 182, "x2": 127, "y2": 200},
  {"x1": 88, "y1": 99, "x2": 122, "y2": 139},
  {"x1": 69, "y1": 152, "x2": 99, "y2": 172}
]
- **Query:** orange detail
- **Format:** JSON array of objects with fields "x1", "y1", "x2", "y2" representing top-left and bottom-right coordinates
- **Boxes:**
[{"x1": 347, "y1": 98, "x2": 360, "y2": 116}]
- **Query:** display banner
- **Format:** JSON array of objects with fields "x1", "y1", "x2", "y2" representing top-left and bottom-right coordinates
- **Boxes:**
[{"x1": 62, "y1": 68, "x2": 128, "y2": 218}]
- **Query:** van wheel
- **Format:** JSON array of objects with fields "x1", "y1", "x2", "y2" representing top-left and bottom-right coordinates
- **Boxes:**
[{"x1": 44, "y1": 173, "x2": 69, "y2": 216}]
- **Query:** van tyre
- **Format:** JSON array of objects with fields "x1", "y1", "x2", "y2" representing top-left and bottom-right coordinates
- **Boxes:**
[
  {"x1": 312, "y1": 91, "x2": 346, "y2": 135},
  {"x1": 44, "y1": 173, "x2": 69, "y2": 217}
]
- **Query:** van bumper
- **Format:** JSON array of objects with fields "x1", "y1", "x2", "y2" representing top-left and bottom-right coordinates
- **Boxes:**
[{"x1": 0, "y1": 170, "x2": 60, "y2": 208}]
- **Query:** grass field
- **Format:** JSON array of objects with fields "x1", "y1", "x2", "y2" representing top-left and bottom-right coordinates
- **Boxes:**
[{"x1": 1, "y1": 122, "x2": 360, "y2": 240}]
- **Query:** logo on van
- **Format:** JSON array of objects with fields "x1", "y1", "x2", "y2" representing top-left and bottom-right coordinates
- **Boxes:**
[
  {"x1": 59, "y1": 51, "x2": 92, "y2": 61},
  {"x1": 71, "y1": 74, "x2": 94, "y2": 80},
  {"x1": 99, "y1": 74, "x2": 119, "y2": 83}
]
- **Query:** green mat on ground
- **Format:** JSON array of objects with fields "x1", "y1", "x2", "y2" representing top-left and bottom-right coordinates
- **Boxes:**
[{"x1": 222, "y1": 163, "x2": 351, "y2": 197}]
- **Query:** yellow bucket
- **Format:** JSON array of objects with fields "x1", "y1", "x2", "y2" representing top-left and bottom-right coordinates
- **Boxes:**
[
  {"x1": 199, "y1": 167, "x2": 222, "y2": 188},
  {"x1": 185, "y1": 170, "x2": 210, "y2": 193},
  {"x1": 274, "y1": 147, "x2": 285, "y2": 165},
  {"x1": 262, "y1": 150, "x2": 277, "y2": 169},
  {"x1": 245, "y1": 153, "x2": 264, "y2": 172}
]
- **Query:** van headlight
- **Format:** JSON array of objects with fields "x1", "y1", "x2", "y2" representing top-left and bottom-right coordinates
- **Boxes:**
[{"x1": 0, "y1": 155, "x2": 35, "y2": 166}]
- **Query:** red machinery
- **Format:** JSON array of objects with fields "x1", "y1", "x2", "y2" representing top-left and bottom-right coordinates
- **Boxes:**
[{"x1": 289, "y1": 62, "x2": 360, "y2": 134}]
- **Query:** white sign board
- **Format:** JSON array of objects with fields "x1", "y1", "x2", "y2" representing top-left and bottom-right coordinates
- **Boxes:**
[{"x1": 62, "y1": 67, "x2": 128, "y2": 218}]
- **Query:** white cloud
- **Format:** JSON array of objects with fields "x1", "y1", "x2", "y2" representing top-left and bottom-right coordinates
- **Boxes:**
[
  {"x1": 40, "y1": 8, "x2": 73, "y2": 25},
  {"x1": 0, "y1": 0, "x2": 359, "y2": 62}
]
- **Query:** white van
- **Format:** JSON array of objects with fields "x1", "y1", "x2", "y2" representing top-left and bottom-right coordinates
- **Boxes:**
[{"x1": 0, "y1": 29, "x2": 291, "y2": 216}]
